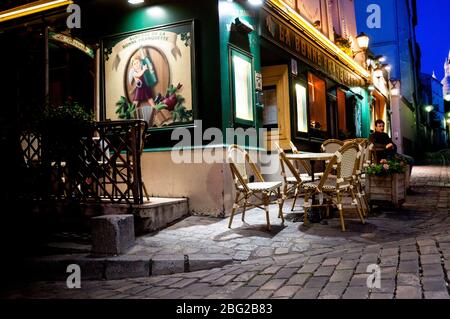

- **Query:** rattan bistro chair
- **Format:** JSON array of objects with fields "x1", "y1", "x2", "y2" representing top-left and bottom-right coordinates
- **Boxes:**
[
  {"x1": 301, "y1": 142, "x2": 365, "y2": 232},
  {"x1": 227, "y1": 144, "x2": 285, "y2": 230},
  {"x1": 354, "y1": 138, "x2": 370, "y2": 216},
  {"x1": 275, "y1": 143, "x2": 313, "y2": 211}
]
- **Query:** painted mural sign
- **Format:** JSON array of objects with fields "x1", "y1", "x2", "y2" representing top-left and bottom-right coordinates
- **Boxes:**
[
  {"x1": 260, "y1": 8, "x2": 365, "y2": 88},
  {"x1": 103, "y1": 21, "x2": 194, "y2": 128}
]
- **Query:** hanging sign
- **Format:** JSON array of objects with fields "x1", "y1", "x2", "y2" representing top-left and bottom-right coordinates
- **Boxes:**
[{"x1": 49, "y1": 32, "x2": 95, "y2": 58}]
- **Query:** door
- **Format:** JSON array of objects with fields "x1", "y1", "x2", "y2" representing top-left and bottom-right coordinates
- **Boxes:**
[{"x1": 261, "y1": 65, "x2": 291, "y2": 150}]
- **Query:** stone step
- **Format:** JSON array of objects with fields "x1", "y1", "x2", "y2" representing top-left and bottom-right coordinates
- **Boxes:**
[
  {"x1": 23, "y1": 253, "x2": 233, "y2": 281},
  {"x1": 82, "y1": 197, "x2": 189, "y2": 234}
]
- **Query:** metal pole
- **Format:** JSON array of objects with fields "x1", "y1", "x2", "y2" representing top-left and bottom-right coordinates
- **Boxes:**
[{"x1": 44, "y1": 25, "x2": 49, "y2": 105}]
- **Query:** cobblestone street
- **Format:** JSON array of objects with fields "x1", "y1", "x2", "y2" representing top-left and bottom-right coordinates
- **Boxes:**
[{"x1": 2, "y1": 165, "x2": 450, "y2": 299}]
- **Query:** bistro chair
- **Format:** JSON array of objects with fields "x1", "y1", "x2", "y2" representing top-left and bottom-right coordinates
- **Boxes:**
[
  {"x1": 353, "y1": 138, "x2": 370, "y2": 216},
  {"x1": 321, "y1": 139, "x2": 344, "y2": 153},
  {"x1": 227, "y1": 144, "x2": 285, "y2": 230},
  {"x1": 275, "y1": 143, "x2": 313, "y2": 211},
  {"x1": 301, "y1": 142, "x2": 365, "y2": 232}
]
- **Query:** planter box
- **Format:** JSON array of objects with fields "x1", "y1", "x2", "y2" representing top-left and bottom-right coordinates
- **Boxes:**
[{"x1": 366, "y1": 173, "x2": 406, "y2": 209}]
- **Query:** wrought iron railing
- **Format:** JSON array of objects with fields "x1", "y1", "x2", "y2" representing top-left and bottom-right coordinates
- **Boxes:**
[{"x1": 19, "y1": 120, "x2": 148, "y2": 205}]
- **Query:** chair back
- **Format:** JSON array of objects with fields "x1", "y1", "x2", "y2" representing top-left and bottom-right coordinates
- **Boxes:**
[
  {"x1": 336, "y1": 142, "x2": 360, "y2": 182},
  {"x1": 321, "y1": 139, "x2": 344, "y2": 153},
  {"x1": 355, "y1": 138, "x2": 369, "y2": 174},
  {"x1": 275, "y1": 143, "x2": 303, "y2": 184},
  {"x1": 289, "y1": 141, "x2": 312, "y2": 175},
  {"x1": 227, "y1": 144, "x2": 264, "y2": 192},
  {"x1": 289, "y1": 141, "x2": 299, "y2": 154}
]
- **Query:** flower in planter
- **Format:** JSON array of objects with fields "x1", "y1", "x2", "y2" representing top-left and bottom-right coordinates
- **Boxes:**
[{"x1": 366, "y1": 158, "x2": 406, "y2": 176}]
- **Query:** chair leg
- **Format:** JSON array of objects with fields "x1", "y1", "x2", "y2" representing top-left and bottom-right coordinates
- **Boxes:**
[
  {"x1": 336, "y1": 193, "x2": 346, "y2": 232},
  {"x1": 356, "y1": 183, "x2": 368, "y2": 217},
  {"x1": 277, "y1": 188, "x2": 285, "y2": 225},
  {"x1": 351, "y1": 188, "x2": 365, "y2": 224},
  {"x1": 291, "y1": 187, "x2": 299, "y2": 211},
  {"x1": 362, "y1": 192, "x2": 370, "y2": 216},
  {"x1": 263, "y1": 192, "x2": 271, "y2": 231},
  {"x1": 241, "y1": 198, "x2": 247, "y2": 222},
  {"x1": 303, "y1": 192, "x2": 310, "y2": 226},
  {"x1": 228, "y1": 192, "x2": 240, "y2": 229}
]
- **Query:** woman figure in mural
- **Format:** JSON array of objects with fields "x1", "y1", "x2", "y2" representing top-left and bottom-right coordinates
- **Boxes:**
[{"x1": 129, "y1": 48, "x2": 158, "y2": 111}]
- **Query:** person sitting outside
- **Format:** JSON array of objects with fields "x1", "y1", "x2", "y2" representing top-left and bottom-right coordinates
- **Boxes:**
[{"x1": 369, "y1": 119, "x2": 414, "y2": 191}]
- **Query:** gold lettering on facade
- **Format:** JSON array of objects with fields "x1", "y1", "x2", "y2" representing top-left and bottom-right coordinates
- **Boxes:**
[
  {"x1": 307, "y1": 43, "x2": 312, "y2": 60},
  {"x1": 301, "y1": 38, "x2": 307, "y2": 56},
  {"x1": 295, "y1": 35, "x2": 300, "y2": 53}
]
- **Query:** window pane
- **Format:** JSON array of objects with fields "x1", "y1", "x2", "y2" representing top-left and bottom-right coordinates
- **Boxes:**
[
  {"x1": 233, "y1": 54, "x2": 254, "y2": 122},
  {"x1": 295, "y1": 83, "x2": 308, "y2": 133},
  {"x1": 307, "y1": 73, "x2": 327, "y2": 132},
  {"x1": 262, "y1": 86, "x2": 278, "y2": 128}
]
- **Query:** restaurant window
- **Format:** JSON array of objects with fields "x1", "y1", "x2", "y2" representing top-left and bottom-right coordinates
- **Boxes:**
[
  {"x1": 337, "y1": 89, "x2": 347, "y2": 134},
  {"x1": 370, "y1": 92, "x2": 387, "y2": 132},
  {"x1": 231, "y1": 49, "x2": 254, "y2": 124},
  {"x1": 337, "y1": 90, "x2": 357, "y2": 139},
  {"x1": 295, "y1": 83, "x2": 308, "y2": 133},
  {"x1": 307, "y1": 73, "x2": 327, "y2": 134}
]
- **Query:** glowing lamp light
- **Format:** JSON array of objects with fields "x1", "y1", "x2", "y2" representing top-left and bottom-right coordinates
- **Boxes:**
[
  {"x1": 447, "y1": 118, "x2": 450, "y2": 124},
  {"x1": 384, "y1": 65, "x2": 392, "y2": 72},
  {"x1": 128, "y1": 0, "x2": 144, "y2": 4},
  {"x1": 368, "y1": 85, "x2": 375, "y2": 91},
  {"x1": 424, "y1": 105, "x2": 434, "y2": 113},
  {"x1": 445, "y1": 94, "x2": 450, "y2": 102},
  {"x1": 248, "y1": 0, "x2": 263, "y2": 5},
  {"x1": 356, "y1": 32, "x2": 369, "y2": 50},
  {"x1": 378, "y1": 56, "x2": 386, "y2": 62}
]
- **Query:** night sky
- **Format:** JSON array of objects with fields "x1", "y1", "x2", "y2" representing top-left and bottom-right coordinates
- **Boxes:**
[{"x1": 416, "y1": 0, "x2": 450, "y2": 80}]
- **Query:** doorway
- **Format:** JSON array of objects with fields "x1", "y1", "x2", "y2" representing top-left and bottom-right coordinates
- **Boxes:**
[{"x1": 261, "y1": 65, "x2": 291, "y2": 150}]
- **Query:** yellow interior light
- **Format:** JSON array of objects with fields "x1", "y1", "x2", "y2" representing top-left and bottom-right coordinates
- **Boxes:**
[{"x1": 0, "y1": 0, "x2": 73, "y2": 23}]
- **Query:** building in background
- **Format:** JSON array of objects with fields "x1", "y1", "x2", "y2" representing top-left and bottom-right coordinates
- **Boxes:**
[
  {"x1": 420, "y1": 72, "x2": 446, "y2": 149},
  {"x1": 354, "y1": 0, "x2": 421, "y2": 157},
  {"x1": 443, "y1": 51, "x2": 450, "y2": 101}
]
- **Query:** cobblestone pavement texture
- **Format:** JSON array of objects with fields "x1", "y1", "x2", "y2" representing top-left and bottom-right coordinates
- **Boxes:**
[{"x1": 3, "y1": 165, "x2": 450, "y2": 299}]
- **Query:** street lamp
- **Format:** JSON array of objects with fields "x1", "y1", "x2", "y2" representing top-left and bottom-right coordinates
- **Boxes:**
[
  {"x1": 248, "y1": 0, "x2": 263, "y2": 5},
  {"x1": 424, "y1": 105, "x2": 434, "y2": 113},
  {"x1": 445, "y1": 94, "x2": 450, "y2": 102},
  {"x1": 356, "y1": 32, "x2": 370, "y2": 51}
]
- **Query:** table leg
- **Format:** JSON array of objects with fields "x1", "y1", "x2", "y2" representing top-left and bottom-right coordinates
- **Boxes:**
[{"x1": 308, "y1": 160, "x2": 323, "y2": 223}]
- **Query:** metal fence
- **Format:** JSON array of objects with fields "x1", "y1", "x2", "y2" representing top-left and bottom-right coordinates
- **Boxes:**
[{"x1": 19, "y1": 120, "x2": 148, "y2": 205}]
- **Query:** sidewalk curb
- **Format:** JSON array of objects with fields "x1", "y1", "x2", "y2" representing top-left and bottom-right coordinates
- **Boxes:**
[{"x1": 23, "y1": 253, "x2": 234, "y2": 281}]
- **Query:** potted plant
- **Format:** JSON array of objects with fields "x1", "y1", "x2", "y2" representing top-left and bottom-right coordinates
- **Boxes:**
[{"x1": 365, "y1": 158, "x2": 407, "y2": 208}]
